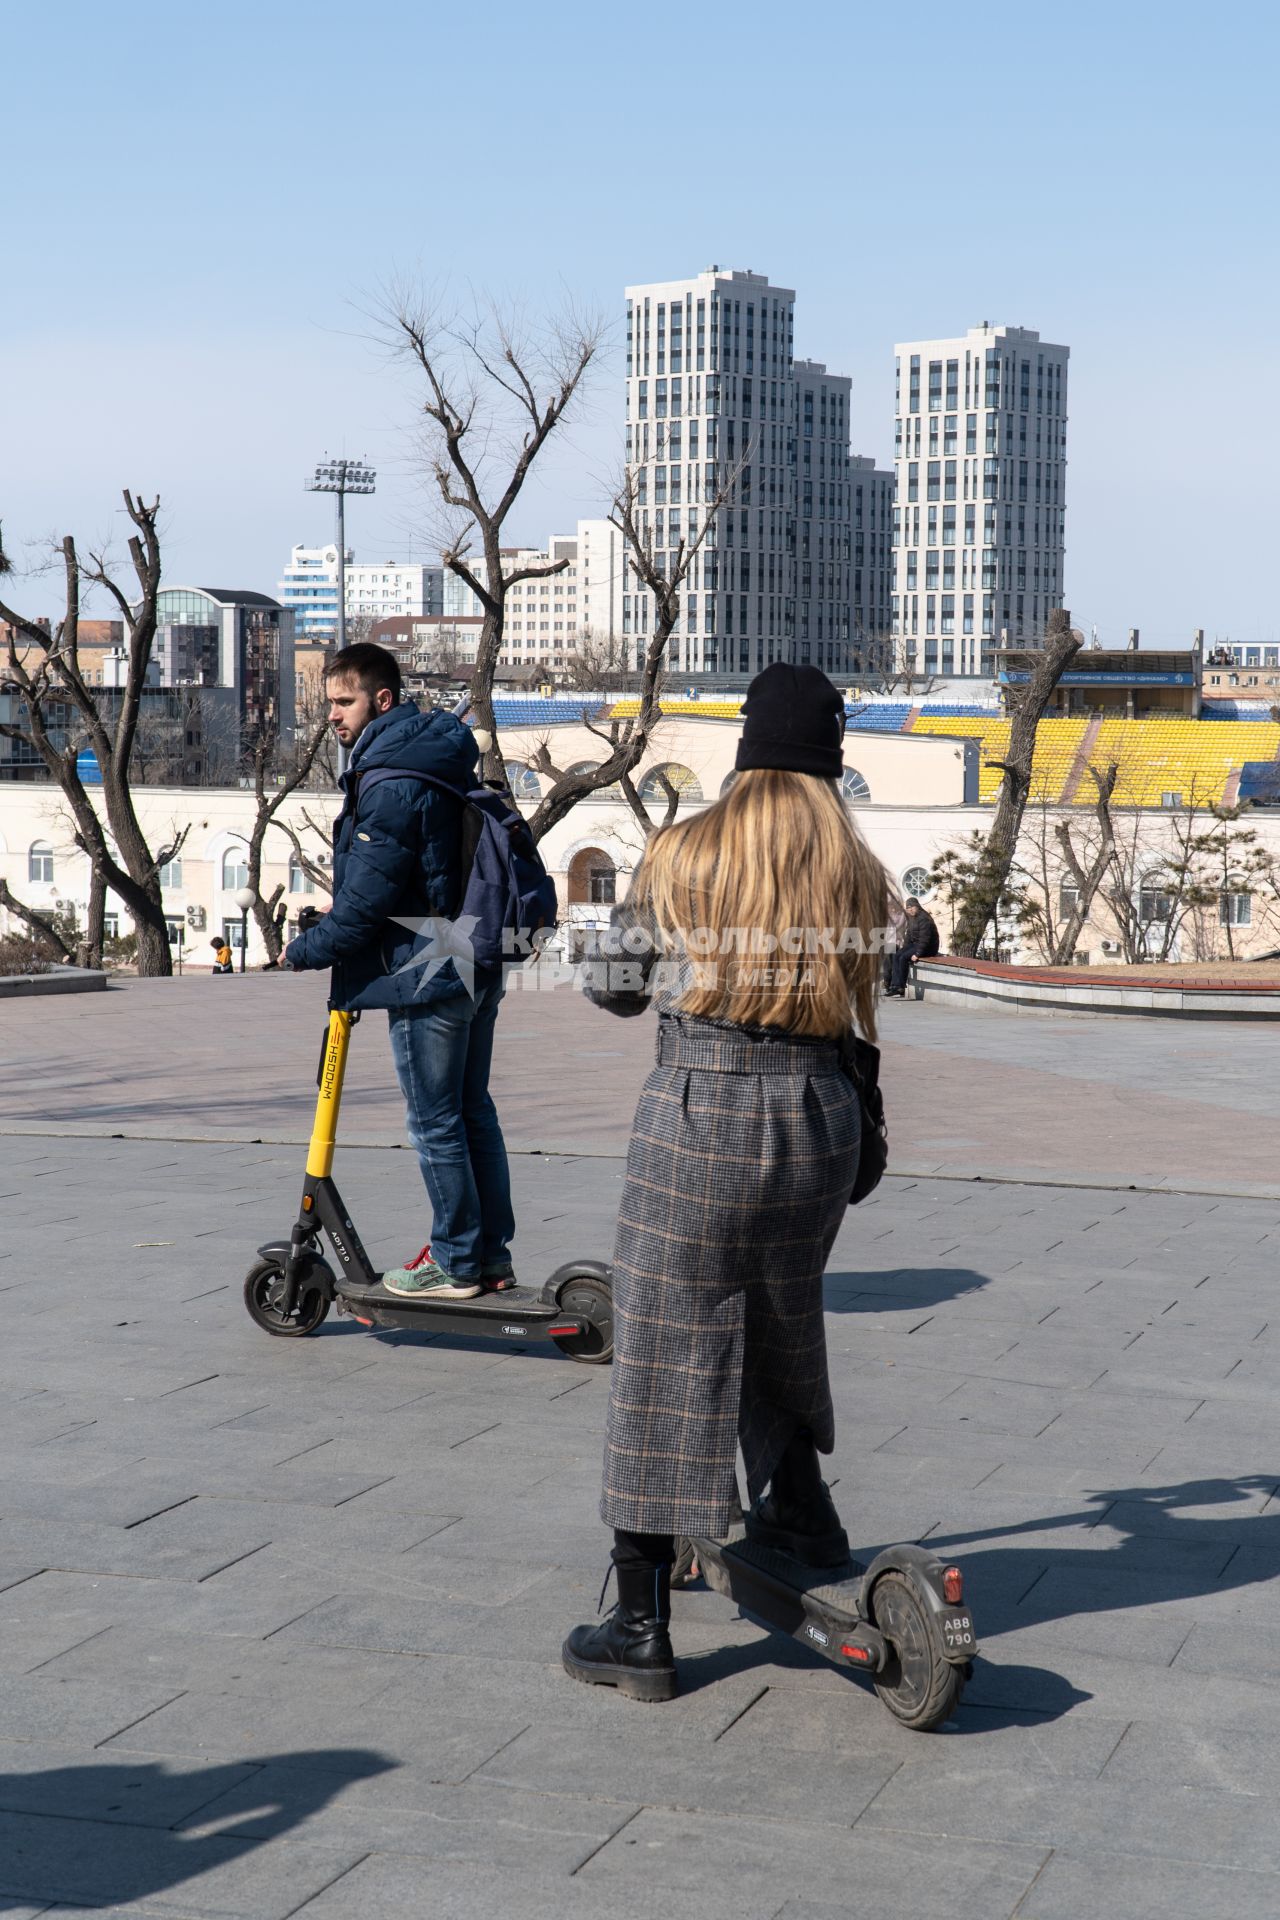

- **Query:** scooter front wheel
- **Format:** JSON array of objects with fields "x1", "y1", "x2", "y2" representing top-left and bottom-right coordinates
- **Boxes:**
[
  {"x1": 243, "y1": 1258, "x2": 331, "y2": 1338},
  {"x1": 870, "y1": 1570, "x2": 966, "y2": 1731}
]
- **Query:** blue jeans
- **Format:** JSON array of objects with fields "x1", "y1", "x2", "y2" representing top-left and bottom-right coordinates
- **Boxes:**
[{"x1": 387, "y1": 978, "x2": 514, "y2": 1280}]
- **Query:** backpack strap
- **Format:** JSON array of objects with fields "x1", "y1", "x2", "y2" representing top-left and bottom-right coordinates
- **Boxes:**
[{"x1": 351, "y1": 765, "x2": 462, "y2": 815}]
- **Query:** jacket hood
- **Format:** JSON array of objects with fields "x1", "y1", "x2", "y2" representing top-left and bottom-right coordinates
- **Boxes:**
[{"x1": 347, "y1": 701, "x2": 479, "y2": 789}]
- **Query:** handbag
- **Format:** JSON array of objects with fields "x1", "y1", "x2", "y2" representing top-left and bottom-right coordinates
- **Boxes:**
[{"x1": 839, "y1": 1030, "x2": 889, "y2": 1204}]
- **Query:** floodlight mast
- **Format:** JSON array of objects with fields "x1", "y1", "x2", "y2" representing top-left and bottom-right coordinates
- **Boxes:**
[{"x1": 304, "y1": 457, "x2": 377, "y2": 652}]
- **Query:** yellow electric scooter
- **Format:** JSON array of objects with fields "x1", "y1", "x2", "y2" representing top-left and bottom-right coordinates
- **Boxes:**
[{"x1": 243, "y1": 1006, "x2": 613, "y2": 1362}]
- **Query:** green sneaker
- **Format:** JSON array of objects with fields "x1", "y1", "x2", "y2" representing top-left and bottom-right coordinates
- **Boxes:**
[{"x1": 381, "y1": 1245, "x2": 481, "y2": 1300}]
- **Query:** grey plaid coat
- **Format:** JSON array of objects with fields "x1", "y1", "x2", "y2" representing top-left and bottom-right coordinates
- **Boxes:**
[{"x1": 588, "y1": 923, "x2": 860, "y2": 1537}]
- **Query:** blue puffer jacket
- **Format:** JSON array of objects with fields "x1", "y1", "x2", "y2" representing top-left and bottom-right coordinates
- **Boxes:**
[{"x1": 284, "y1": 702, "x2": 481, "y2": 1012}]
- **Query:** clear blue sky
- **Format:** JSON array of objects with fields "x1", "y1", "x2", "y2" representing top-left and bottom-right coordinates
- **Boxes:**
[{"x1": 3, "y1": 0, "x2": 1276, "y2": 645}]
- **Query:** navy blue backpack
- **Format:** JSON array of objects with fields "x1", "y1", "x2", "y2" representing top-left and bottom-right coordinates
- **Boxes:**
[{"x1": 355, "y1": 767, "x2": 559, "y2": 972}]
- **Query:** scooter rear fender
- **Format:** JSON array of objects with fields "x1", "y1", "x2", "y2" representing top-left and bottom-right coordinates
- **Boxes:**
[{"x1": 862, "y1": 1543, "x2": 977, "y2": 1663}]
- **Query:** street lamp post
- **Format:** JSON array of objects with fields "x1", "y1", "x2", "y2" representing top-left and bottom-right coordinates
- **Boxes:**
[
  {"x1": 304, "y1": 457, "x2": 377, "y2": 654},
  {"x1": 233, "y1": 886, "x2": 256, "y2": 974}
]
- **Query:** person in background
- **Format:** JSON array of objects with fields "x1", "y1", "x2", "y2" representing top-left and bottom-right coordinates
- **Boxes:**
[
  {"x1": 210, "y1": 936, "x2": 233, "y2": 974},
  {"x1": 886, "y1": 896, "x2": 940, "y2": 997}
]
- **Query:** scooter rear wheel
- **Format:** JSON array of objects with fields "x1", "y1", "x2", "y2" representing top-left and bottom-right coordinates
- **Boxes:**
[
  {"x1": 550, "y1": 1277, "x2": 613, "y2": 1365},
  {"x1": 243, "y1": 1258, "x2": 331, "y2": 1338},
  {"x1": 870, "y1": 1570, "x2": 966, "y2": 1731}
]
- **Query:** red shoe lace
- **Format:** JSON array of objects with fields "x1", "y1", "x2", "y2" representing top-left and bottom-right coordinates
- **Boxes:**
[{"x1": 404, "y1": 1245, "x2": 433, "y2": 1271}]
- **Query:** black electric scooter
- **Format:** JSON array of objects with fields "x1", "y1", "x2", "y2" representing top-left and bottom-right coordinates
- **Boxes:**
[
  {"x1": 686, "y1": 1518, "x2": 976, "y2": 1731},
  {"x1": 243, "y1": 1003, "x2": 613, "y2": 1364}
]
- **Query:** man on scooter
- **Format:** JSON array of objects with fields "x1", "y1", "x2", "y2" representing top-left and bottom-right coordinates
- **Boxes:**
[{"x1": 285, "y1": 642, "x2": 516, "y2": 1301}]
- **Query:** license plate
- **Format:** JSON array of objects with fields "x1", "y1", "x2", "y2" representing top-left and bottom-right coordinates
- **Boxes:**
[{"x1": 942, "y1": 1611, "x2": 975, "y2": 1653}]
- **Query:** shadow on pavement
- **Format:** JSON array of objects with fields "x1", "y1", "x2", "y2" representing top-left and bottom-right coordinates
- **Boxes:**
[
  {"x1": 672, "y1": 1632, "x2": 1090, "y2": 1729},
  {"x1": 928, "y1": 1473, "x2": 1280, "y2": 1635},
  {"x1": 823, "y1": 1265, "x2": 990, "y2": 1311},
  {"x1": 0, "y1": 1747, "x2": 393, "y2": 1910}
]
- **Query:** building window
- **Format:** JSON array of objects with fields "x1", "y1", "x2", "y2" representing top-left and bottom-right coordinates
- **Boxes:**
[
  {"x1": 1220, "y1": 889, "x2": 1252, "y2": 926},
  {"x1": 503, "y1": 760, "x2": 542, "y2": 802},
  {"x1": 288, "y1": 856, "x2": 316, "y2": 895},
  {"x1": 158, "y1": 858, "x2": 183, "y2": 889},
  {"x1": 638, "y1": 763, "x2": 704, "y2": 807},
  {"x1": 901, "y1": 865, "x2": 930, "y2": 897},
  {"x1": 1139, "y1": 874, "x2": 1173, "y2": 922},
  {"x1": 28, "y1": 842, "x2": 54, "y2": 884},
  {"x1": 221, "y1": 849, "x2": 249, "y2": 890},
  {"x1": 841, "y1": 768, "x2": 871, "y2": 804}
]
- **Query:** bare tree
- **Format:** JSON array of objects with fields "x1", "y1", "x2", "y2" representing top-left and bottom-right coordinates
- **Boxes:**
[
  {"x1": 519, "y1": 461, "x2": 732, "y2": 842},
  {"x1": 0, "y1": 879, "x2": 76, "y2": 963},
  {"x1": 237, "y1": 714, "x2": 334, "y2": 966},
  {"x1": 564, "y1": 626, "x2": 635, "y2": 693},
  {"x1": 0, "y1": 496, "x2": 187, "y2": 973},
  {"x1": 1046, "y1": 764, "x2": 1120, "y2": 963},
  {"x1": 387, "y1": 293, "x2": 604, "y2": 784},
  {"x1": 950, "y1": 609, "x2": 1083, "y2": 956}
]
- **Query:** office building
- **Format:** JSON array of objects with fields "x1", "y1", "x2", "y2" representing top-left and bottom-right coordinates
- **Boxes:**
[
  {"x1": 892, "y1": 323, "x2": 1068, "y2": 677},
  {"x1": 277, "y1": 545, "x2": 442, "y2": 639}
]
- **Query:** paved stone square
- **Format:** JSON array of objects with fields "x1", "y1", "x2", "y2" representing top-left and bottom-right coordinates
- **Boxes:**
[{"x1": 1, "y1": 979, "x2": 1280, "y2": 1915}]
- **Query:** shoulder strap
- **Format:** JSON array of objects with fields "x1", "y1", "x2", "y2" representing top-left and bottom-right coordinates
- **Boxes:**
[{"x1": 352, "y1": 765, "x2": 465, "y2": 817}]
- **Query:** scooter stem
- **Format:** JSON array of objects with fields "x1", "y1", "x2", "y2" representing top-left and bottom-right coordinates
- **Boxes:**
[{"x1": 307, "y1": 1010, "x2": 351, "y2": 1180}]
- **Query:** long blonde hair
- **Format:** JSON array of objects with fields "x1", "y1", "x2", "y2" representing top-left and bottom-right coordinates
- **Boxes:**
[{"x1": 633, "y1": 769, "x2": 892, "y2": 1041}]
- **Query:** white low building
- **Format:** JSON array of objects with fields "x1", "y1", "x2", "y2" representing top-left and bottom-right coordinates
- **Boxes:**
[{"x1": 4, "y1": 714, "x2": 1276, "y2": 969}]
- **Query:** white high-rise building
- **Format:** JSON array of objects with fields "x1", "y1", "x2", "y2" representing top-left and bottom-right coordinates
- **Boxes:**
[
  {"x1": 276, "y1": 545, "x2": 442, "y2": 640},
  {"x1": 892, "y1": 323, "x2": 1069, "y2": 678},
  {"x1": 625, "y1": 268, "x2": 798, "y2": 677},
  {"x1": 624, "y1": 270, "x2": 885, "y2": 679}
]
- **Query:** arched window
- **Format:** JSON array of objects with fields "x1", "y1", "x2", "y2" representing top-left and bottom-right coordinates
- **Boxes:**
[
  {"x1": 842, "y1": 768, "x2": 871, "y2": 804},
  {"x1": 28, "y1": 842, "x2": 54, "y2": 884},
  {"x1": 503, "y1": 760, "x2": 542, "y2": 802},
  {"x1": 718, "y1": 770, "x2": 739, "y2": 798},
  {"x1": 567, "y1": 846, "x2": 618, "y2": 907},
  {"x1": 638, "y1": 763, "x2": 704, "y2": 805},
  {"x1": 565, "y1": 760, "x2": 619, "y2": 799},
  {"x1": 1138, "y1": 872, "x2": 1173, "y2": 923},
  {"x1": 288, "y1": 855, "x2": 316, "y2": 896},
  {"x1": 221, "y1": 848, "x2": 249, "y2": 891},
  {"x1": 901, "y1": 865, "x2": 931, "y2": 898}
]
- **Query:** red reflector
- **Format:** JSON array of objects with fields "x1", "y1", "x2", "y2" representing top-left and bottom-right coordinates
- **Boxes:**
[
  {"x1": 841, "y1": 1644, "x2": 872, "y2": 1662},
  {"x1": 355, "y1": 1316, "x2": 374, "y2": 1327},
  {"x1": 547, "y1": 1324, "x2": 581, "y2": 1336},
  {"x1": 943, "y1": 1567, "x2": 964, "y2": 1605}
]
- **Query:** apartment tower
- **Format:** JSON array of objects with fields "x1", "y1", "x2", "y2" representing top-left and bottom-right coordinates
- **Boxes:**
[{"x1": 892, "y1": 323, "x2": 1068, "y2": 677}]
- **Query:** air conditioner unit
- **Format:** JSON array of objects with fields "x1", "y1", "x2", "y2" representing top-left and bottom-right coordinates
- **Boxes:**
[{"x1": 316, "y1": 853, "x2": 332, "y2": 867}]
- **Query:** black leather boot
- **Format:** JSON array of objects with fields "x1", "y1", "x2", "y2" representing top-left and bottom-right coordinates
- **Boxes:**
[
  {"x1": 562, "y1": 1557, "x2": 677, "y2": 1702},
  {"x1": 745, "y1": 1429, "x2": 851, "y2": 1567}
]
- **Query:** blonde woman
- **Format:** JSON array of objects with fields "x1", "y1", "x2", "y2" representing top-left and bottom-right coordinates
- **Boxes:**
[{"x1": 563, "y1": 664, "x2": 891, "y2": 1702}]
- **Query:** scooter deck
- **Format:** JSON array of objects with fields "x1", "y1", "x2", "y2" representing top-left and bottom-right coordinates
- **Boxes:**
[
  {"x1": 691, "y1": 1525, "x2": 889, "y2": 1674},
  {"x1": 336, "y1": 1281, "x2": 586, "y2": 1341}
]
